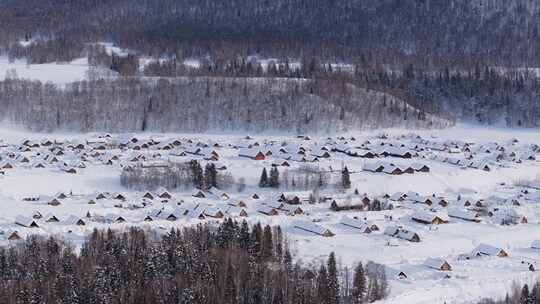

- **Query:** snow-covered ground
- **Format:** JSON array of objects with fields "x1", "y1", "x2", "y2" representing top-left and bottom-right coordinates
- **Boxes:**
[
  {"x1": 0, "y1": 124, "x2": 537, "y2": 303},
  {"x1": 0, "y1": 52, "x2": 118, "y2": 84}
]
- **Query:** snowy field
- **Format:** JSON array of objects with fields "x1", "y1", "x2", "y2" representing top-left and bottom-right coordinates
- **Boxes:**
[
  {"x1": 0, "y1": 56, "x2": 100, "y2": 84},
  {"x1": 0, "y1": 124, "x2": 537, "y2": 303}
]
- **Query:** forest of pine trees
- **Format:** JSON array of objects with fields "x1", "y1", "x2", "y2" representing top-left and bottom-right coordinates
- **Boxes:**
[
  {"x1": 477, "y1": 280, "x2": 540, "y2": 304},
  {"x1": 0, "y1": 221, "x2": 388, "y2": 304},
  {"x1": 2, "y1": 0, "x2": 540, "y2": 67}
]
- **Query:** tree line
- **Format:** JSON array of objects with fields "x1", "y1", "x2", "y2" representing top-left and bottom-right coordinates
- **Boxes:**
[
  {"x1": 1, "y1": 0, "x2": 540, "y2": 68},
  {"x1": 0, "y1": 77, "x2": 445, "y2": 133},
  {"x1": 0, "y1": 221, "x2": 388, "y2": 304},
  {"x1": 477, "y1": 280, "x2": 540, "y2": 304}
]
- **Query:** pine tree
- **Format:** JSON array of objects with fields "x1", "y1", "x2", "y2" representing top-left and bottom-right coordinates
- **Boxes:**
[
  {"x1": 317, "y1": 264, "x2": 329, "y2": 304},
  {"x1": 531, "y1": 282, "x2": 540, "y2": 304},
  {"x1": 367, "y1": 276, "x2": 379, "y2": 303},
  {"x1": 261, "y1": 225, "x2": 274, "y2": 260},
  {"x1": 259, "y1": 168, "x2": 268, "y2": 188},
  {"x1": 238, "y1": 220, "x2": 250, "y2": 249},
  {"x1": 521, "y1": 284, "x2": 531, "y2": 304},
  {"x1": 274, "y1": 226, "x2": 283, "y2": 261},
  {"x1": 225, "y1": 260, "x2": 237, "y2": 304},
  {"x1": 190, "y1": 160, "x2": 204, "y2": 189},
  {"x1": 269, "y1": 167, "x2": 280, "y2": 188},
  {"x1": 249, "y1": 223, "x2": 263, "y2": 259},
  {"x1": 352, "y1": 262, "x2": 366, "y2": 304},
  {"x1": 342, "y1": 166, "x2": 351, "y2": 189},
  {"x1": 204, "y1": 163, "x2": 217, "y2": 189},
  {"x1": 327, "y1": 252, "x2": 340, "y2": 304},
  {"x1": 283, "y1": 248, "x2": 293, "y2": 274}
]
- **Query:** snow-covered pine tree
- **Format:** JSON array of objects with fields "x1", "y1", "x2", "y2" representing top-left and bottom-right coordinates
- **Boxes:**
[{"x1": 259, "y1": 168, "x2": 269, "y2": 188}]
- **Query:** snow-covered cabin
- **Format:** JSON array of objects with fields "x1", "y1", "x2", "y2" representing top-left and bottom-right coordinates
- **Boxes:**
[
  {"x1": 225, "y1": 206, "x2": 248, "y2": 217},
  {"x1": 257, "y1": 205, "x2": 279, "y2": 216},
  {"x1": 281, "y1": 205, "x2": 304, "y2": 215},
  {"x1": 423, "y1": 258, "x2": 452, "y2": 271},
  {"x1": 411, "y1": 211, "x2": 448, "y2": 225},
  {"x1": 6, "y1": 230, "x2": 22, "y2": 241},
  {"x1": 384, "y1": 226, "x2": 420, "y2": 242},
  {"x1": 382, "y1": 164, "x2": 403, "y2": 175},
  {"x1": 239, "y1": 149, "x2": 265, "y2": 160},
  {"x1": 192, "y1": 190, "x2": 206, "y2": 198},
  {"x1": 44, "y1": 213, "x2": 60, "y2": 222},
  {"x1": 363, "y1": 162, "x2": 385, "y2": 173},
  {"x1": 471, "y1": 244, "x2": 508, "y2": 257},
  {"x1": 448, "y1": 208, "x2": 480, "y2": 222},
  {"x1": 15, "y1": 216, "x2": 39, "y2": 228},
  {"x1": 64, "y1": 215, "x2": 86, "y2": 226},
  {"x1": 339, "y1": 216, "x2": 372, "y2": 233},
  {"x1": 48, "y1": 198, "x2": 62, "y2": 206},
  {"x1": 203, "y1": 207, "x2": 225, "y2": 218},
  {"x1": 411, "y1": 163, "x2": 430, "y2": 172},
  {"x1": 156, "y1": 187, "x2": 173, "y2": 199},
  {"x1": 292, "y1": 220, "x2": 335, "y2": 237},
  {"x1": 208, "y1": 187, "x2": 230, "y2": 200}
]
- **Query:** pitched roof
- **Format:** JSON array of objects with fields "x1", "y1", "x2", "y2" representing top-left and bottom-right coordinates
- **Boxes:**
[
  {"x1": 423, "y1": 258, "x2": 451, "y2": 270},
  {"x1": 292, "y1": 220, "x2": 334, "y2": 237},
  {"x1": 471, "y1": 243, "x2": 507, "y2": 257}
]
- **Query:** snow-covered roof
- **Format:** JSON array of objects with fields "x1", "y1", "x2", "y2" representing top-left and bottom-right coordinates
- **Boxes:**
[
  {"x1": 411, "y1": 211, "x2": 448, "y2": 223},
  {"x1": 423, "y1": 258, "x2": 451, "y2": 270},
  {"x1": 471, "y1": 243, "x2": 507, "y2": 257},
  {"x1": 448, "y1": 208, "x2": 479, "y2": 222},
  {"x1": 339, "y1": 216, "x2": 371, "y2": 232},
  {"x1": 292, "y1": 220, "x2": 334, "y2": 237}
]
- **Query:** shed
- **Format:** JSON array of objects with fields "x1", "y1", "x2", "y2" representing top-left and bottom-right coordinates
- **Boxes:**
[
  {"x1": 384, "y1": 226, "x2": 420, "y2": 242},
  {"x1": 471, "y1": 243, "x2": 508, "y2": 257},
  {"x1": 339, "y1": 216, "x2": 372, "y2": 233},
  {"x1": 424, "y1": 258, "x2": 452, "y2": 271},
  {"x1": 292, "y1": 220, "x2": 335, "y2": 237},
  {"x1": 448, "y1": 208, "x2": 480, "y2": 222},
  {"x1": 15, "y1": 216, "x2": 39, "y2": 228},
  {"x1": 411, "y1": 211, "x2": 448, "y2": 225}
]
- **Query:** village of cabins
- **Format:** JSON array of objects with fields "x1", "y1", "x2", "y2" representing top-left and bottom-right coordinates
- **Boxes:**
[{"x1": 0, "y1": 130, "x2": 539, "y2": 294}]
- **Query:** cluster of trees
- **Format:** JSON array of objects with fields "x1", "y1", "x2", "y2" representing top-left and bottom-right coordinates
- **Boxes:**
[
  {"x1": 355, "y1": 64, "x2": 540, "y2": 127},
  {"x1": 280, "y1": 166, "x2": 332, "y2": 191},
  {"x1": 259, "y1": 165, "x2": 354, "y2": 191},
  {"x1": 6, "y1": 36, "x2": 83, "y2": 64},
  {"x1": 0, "y1": 77, "x2": 445, "y2": 133},
  {"x1": 139, "y1": 55, "x2": 540, "y2": 128},
  {"x1": 478, "y1": 280, "x2": 540, "y2": 304},
  {"x1": 120, "y1": 160, "x2": 234, "y2": 190},
  {"x1": 0, "y1": 221, "x2": 388, "y2": 304},
  {"x1": 331, "y1": 196, "x2": 392, "y2": 212},
  {"x1": 258, "y1": 167, "x2": 280, "y2": 188}
]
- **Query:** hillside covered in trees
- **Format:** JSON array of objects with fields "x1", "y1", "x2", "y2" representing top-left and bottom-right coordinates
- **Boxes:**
[
  {"x1": 0, "y1": 222, "x2": 388, "y2": 304},
  {"x1": 1, "y1": 0, "x2": 539, "y2": 66},
  {"x1": 0, "y1": 77, "x2": 448, "y2": 133},
  {"x1": 0, "y1": 0, "x2": 539, "y2": 130}
]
